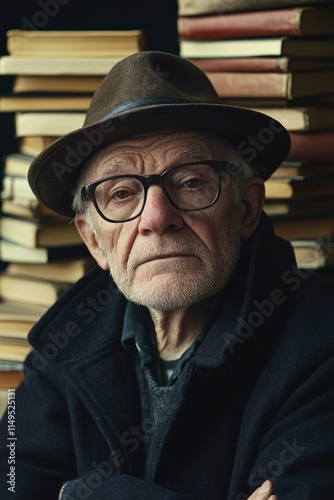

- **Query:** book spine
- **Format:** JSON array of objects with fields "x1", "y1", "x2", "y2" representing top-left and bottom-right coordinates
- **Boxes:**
[
  {"x1": 189, "y1": 57, "x2": 284, "y2": 72},
  {"x1": 288, "y1": 130, "x2": 334, "y2": 161},
  {"x1": 178, "y1": 0, "x2": 323, "y2": 16},
  {"x1": 179, "y1": 9, "x2": 302, "y2": 39},
  {"x1": 205, "y1": 72, "x2": 288, "y2": 98}
]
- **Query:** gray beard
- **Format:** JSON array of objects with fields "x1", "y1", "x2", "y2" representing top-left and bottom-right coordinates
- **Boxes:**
[{"x1": 95, "y1": 215, "x2": 242, "y2": 313}]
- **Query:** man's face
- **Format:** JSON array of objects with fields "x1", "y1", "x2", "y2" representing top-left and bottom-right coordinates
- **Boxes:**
[{"x1": 76, "y1": 130, "x2": 246, "y2": 312}]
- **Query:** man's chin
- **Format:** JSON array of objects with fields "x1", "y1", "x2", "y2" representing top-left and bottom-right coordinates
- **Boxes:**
[{"x1": 124, "y1": 275, "x2": 219, "y2": 312}]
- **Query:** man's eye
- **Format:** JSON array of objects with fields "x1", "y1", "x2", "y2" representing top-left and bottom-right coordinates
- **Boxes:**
[
  {"x1": 113, "y1": 189, "x2": 132, "y2": 200},
  {"x1": 184, "y1": 178, "x2": 202, "y2": 188},
  {"x1": 104, "y1": 180, "x2": 142, "y2": 203}
]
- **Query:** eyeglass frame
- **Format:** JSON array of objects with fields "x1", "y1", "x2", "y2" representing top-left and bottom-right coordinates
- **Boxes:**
[{"x1": 80, "y1": 160, "x2": 236, "y2": 223}]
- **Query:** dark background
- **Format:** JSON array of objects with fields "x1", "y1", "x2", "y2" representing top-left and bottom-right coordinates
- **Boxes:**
[
  {"x1": 0, "y1": 0, "x2": 179, "y2": 156},
  {"x1": 0, "y1": 0, "x2": 179, "y2": 54}
]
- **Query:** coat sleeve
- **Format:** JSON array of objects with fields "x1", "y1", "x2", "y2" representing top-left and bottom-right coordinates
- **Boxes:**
[
  {"x1": 245, "y1": 354, "x2": 334, "y2": 499},
  {"x1": 0, "y1": 351, "x2": 76, "y2": 499},
  {"x1": 60, "y1": 474, "x2": 192, "y2": 499}
]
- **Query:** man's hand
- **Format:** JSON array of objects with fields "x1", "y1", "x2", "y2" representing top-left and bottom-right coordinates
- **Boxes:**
[{"x1": 248, "y1": 480, "x2": 277, "y2": 500}]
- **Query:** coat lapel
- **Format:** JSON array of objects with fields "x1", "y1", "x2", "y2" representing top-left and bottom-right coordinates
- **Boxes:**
[{"x1": 28, "y1": 267, "x2": 145, "y2": 476}]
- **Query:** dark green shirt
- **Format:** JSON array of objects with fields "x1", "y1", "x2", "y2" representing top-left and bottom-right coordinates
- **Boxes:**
[{"x1": 121, "y1": 301, "x2": 209, "y2": 386}]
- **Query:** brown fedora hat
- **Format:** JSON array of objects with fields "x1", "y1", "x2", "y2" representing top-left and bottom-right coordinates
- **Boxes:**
[{"x1": 28, "y1": 50, "x2": 291, "y2": 217}]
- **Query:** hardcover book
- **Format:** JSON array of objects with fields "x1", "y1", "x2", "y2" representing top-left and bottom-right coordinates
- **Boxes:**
[
  {"x1": 179, "y1": 7, "x2": 334, "y2": 39},
  {"x1": 178, "y1": 0, "x2": 331, "y2": 16},
  {"x1": 6, "y1": 30, "x2": 145, "y2": 57},
  {"x1": 180, "y1": 37, "x2": 334, "y2": 59}
]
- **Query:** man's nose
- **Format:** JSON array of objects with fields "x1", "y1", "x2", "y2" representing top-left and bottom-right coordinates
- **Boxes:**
[{"x1": 137, "y1": 185, "x2": 185, "y2": 235}]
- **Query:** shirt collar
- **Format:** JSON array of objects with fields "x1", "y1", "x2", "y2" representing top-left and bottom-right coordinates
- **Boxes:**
[
  {"x1": 121, "y1": 301, "x2": 211, "y2": 385},
  {"x1": 121, "y1": 301, "x2": 154, "y2": 366}
]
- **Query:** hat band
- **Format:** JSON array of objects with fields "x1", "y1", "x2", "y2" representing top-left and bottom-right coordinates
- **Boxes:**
[{"x1": 99, "y1": 97, "x2": 189, "y2": 121}]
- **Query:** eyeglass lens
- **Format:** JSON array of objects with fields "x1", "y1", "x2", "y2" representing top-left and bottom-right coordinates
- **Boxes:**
[{"x1": 93, "y1": 163, "x2": 221, "y2": 222}]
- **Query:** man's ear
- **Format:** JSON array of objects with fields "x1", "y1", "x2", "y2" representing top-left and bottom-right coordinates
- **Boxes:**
[
  {"x1": 74, "y1": 214, "x2": 109, "y2": 270},
  {"x1": 239, "y1": 177, "x2": 265, "y2": 240}
]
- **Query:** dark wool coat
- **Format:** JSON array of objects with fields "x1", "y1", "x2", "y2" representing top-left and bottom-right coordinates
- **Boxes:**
[{"x1": 0, "y1": 214, "x2": 333, "y2": 499}]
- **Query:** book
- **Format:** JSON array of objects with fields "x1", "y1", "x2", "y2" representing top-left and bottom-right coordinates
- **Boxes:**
[
  {"x1": 0, "y1": 56, "x2": 124, "y2": 76},
  {"x1": 288, "y1": 130, "x2": 334, "y2": 161},
  {"x1": 273, "y1": 161, "x2": 334, "y2": 177},
  {"x1": 15, "y1": 112, "x2": 85, "y2": 137},
  {"x1": 179, "y1": 7, "x2": 334, "y2": 39},
  {"x1": 264, "y1": 198, "x2": 334, "y2": 217},
  {"x1": 1, "y1": 199, "x2": 68, "y2": 221},
  {"x1": 2, "y1": 174, "x2": 38, "y2": 202},
  {"x1": 291, "y1": 239, "x2": 334, "y2": 269},
  {"x1": 273, "y1": 215, "x2": 334, "y2": 240},
  {"x1": 0, "y1": 95, "x2": 92, "y2": 112},
  {"x1": 3, "y1": 153, "x2": 34, "y2": 177},
  {"x1": 0, "y1": 337, "x2": 31, "y2": 363},
  {"x1": 6, "y1": 30, "x2": 145, "y2": 57},
  {"x1": 13, "y1": 75, "x2": 103, "y2": 94},
  {"x1": 178, "y1": 0, "x2": 331, "y2": 16},
  {"x1": 248, "y1": 106, "x2": 334, "y2": 132},
  {"x1": 0, "y1": 216, "x2": 82, "y2": 248},
  {"x1": 0, "y1": 300, "x2": 46, "y2": 324},
  {"x1": 0, "y1": 273, "x2": 69, "y2": 308},
  {"x1": 205, "y1": 71, "x2": 334, "y2": 100},
  {"x1": 0, "y1": 370, "x2": 23, "y2": 389},
  {"x1": 18, "y1": 137, "x2": 58, "y2": 156},
  {"x1": 218, "y1": 95, "x2": 334, "y2": 108},
  {"x1": 265, "y1": 175, "x2": 334, "y2": 200},
  {"x1": 188, "y1": 57, "x2": 334, "y2": 73},
  {"x1": 0, "y1": 301, "x2": 34, "y2": 361},
  {"x1": 0, "y1": 315, "x2": 39, "y2": 339},
  {"x1": 0, "y1": 361, "x2": 24, "y2": 372},
  {"x1": 180, "y1": 37, "x2": 334, "y2": 59},
  {"x1": 0, "y1": 390, "x2": 7, "y2": 418},
  {"x1": 6, "y1": 258, "x2": 94, "y2": 284},
  {"x1": 0, "y1": 240, "x2": 89, "y2": 264}
]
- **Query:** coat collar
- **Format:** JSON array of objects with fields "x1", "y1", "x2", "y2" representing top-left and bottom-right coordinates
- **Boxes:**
[
  {"x1": 193, "y1": 212, "x2": 296, "y2": 368},
  {"x1": 27, "y1": 271, "x2": 145, "y2": 474}
]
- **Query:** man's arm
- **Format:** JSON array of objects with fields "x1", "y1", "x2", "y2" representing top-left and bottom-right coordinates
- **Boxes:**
[
  {"x1": 59, "y1": 474, "x2": 276, "y2": 500},
  {"x1": 241, "y1": 355, "x2": 334, "y2": 499},
  {"x1": 0, "y1": 352, "x2": 76, "y2": 498}
]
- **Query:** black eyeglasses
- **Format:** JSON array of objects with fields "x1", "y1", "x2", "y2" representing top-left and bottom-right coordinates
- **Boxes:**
[{"x1": 81, "y1": 160, "x2": 234, "y2": 223}]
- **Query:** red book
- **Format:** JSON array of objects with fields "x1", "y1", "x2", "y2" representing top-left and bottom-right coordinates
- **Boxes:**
[
  {"x1": 179, "y1": 7, "x2": 334, "y2": 39},
  {"x1": 189, "y1": 57, "x2": 334, "y2": 73},
  {"x1": 178, "y1": 0, "x2": 330, "y2": 17},
  {"x1": 288, "y1": 130, "x2": 334, "y2": 162}
]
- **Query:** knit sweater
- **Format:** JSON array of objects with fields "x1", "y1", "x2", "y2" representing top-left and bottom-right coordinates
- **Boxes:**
[{"x1": 135, "y1": 361, "x2": 175, "y2": 458}]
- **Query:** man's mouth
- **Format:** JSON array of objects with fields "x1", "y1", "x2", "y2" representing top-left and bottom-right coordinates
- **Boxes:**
[{"x1": 143, "y1": 253, "x2": 193, "y2": 264}]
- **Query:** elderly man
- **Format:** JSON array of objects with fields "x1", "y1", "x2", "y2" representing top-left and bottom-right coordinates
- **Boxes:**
[{"x1": 0, "y1": 51, "x2": 333, "y2": 499}]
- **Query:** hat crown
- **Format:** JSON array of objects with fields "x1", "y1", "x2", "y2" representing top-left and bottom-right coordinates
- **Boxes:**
[{"x1": 84, "y1": 51, "x2": 221, "y2": 126}]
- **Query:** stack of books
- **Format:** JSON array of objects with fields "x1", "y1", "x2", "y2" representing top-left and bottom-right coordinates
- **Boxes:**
[
  {"x1": 0, "y1": 29, "x2": 145, "y2": 112},
  {"x1": 178, "y1": 0, "x2": 334, "y2": 269},
  {"x1": 0, "y1": 255, "x2": 94, "y2": 402},
  {"x1": 0, "y1": 29, "x2": 145, "y2": 381},
  {"x1": 0, "y1": 29, "x2": 145, "y2": 153}
]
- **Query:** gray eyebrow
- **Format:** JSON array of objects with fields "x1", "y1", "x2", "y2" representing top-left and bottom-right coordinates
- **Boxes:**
[
  {"x1": 99, "y1": 164, "x2": 125, "y2": 176},
  {"x1": 169, "y1": 149, "x2": 214, "y2": 162}
]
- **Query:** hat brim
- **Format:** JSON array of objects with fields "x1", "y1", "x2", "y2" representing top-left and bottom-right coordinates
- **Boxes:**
[{"x1": 28, "y1": 102, "x2": 291, "y2": 217}]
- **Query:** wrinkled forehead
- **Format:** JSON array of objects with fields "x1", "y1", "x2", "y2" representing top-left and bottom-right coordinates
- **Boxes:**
[{"x1": 79, "y1": 129, "x2": 231, "y2": 182}]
